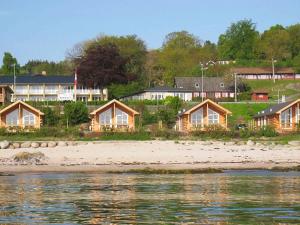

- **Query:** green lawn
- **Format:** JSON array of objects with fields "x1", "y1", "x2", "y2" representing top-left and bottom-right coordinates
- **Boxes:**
[
  {"x1": 245, "y1": 79, "x2": 300, "y2": 100},
  {"x1": 221, "y1": 102, "x2": 272, "y2": 126}
]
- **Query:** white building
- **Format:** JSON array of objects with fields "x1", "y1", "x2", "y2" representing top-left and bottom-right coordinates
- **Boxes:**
[
  {"x1": 120, "y1": 86, "x2": 193, "y2": 101},
  {"x1": 0, "y1": 74, "x2": 107, "y2": 102}
]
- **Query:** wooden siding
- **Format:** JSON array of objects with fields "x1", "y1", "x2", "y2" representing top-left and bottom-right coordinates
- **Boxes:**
[
  {"x1": 0, "y1": 103, "x2": 42, "y2": 129},
  {"x1": 91, "y1": 102, "x2": 136, "y2": 132},
  {"x1": 178, "y1": 101, "x2": 229, "y2": 132},
  {"x1": 254, "y1": 102, "x2": 300, "y2": 132}
]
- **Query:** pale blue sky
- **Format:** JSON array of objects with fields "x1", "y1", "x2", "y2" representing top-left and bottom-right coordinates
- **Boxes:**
[{"x1": 0, "y1": 0, "x2": 299, "y2": 65}]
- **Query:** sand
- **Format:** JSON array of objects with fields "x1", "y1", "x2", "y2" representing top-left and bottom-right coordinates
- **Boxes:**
[{"x1": 0, "y1": 141, "x2": 299, "y2": 172}]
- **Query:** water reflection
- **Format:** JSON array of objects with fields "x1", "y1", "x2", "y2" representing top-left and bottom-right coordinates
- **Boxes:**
[{"x1": 0, "y1": 171, "x2": 300, "y2": 224}]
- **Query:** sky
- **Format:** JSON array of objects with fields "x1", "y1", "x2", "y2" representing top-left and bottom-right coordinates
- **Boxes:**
[{"x1": 0, "y1": 0, "x2": 300, "y2": 65}]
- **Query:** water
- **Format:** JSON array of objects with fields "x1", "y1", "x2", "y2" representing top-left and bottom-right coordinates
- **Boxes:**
[{"x1": 0, "y1": 170, "x2": 300, "y2": 224}]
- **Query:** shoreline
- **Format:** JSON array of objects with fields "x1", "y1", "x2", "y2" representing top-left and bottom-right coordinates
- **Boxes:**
[
  {"x1": 0, "y1": 140, "x2": 299, "y2": 173},
  {"x1": 0, "y1": 162, "x2": 300, "y2": 173}
]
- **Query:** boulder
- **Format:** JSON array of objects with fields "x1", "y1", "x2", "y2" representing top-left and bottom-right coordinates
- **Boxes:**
[
  {"x1": 0, "y1": 140, "x2": 10, "y2": 149},
  {"x1": 247, "y1": 140, "x2": 255, "y2": 146},
  {"x1": 40, "y1": 142, "x2": 48, "y2": 148},
  {"x1": 31, "y1": 142, "x2": 40, "y2": 148},
  {"x1": 57, "y1": 141, "x2": 67, "y2": 147},
  {"x1": 288, "y1": 141, "x2": 300, "y2": 147},
  {"x1": 8, "y1": 145, "x2": 15, "y2": 149},
  {"x1": 48, "y1": 141, "x2": 57, "y2": 148},
  {"x1": 67, "y1": 141, "x2": 77, "y2": 146},
  {"x1": 12, "y1": 143, "x2": 20, "y2": 148},
  {"x1": 21, "y1": 142, "x2": 31, "y2": 148}
]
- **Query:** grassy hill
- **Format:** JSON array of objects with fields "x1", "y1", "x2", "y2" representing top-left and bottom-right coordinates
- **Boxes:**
[
  {"x1": 245, "y1": 79, "x2": 300, "y2": 101},
  {"x1": 221, "y1": 102, "x2": 272, "y2": 127}
]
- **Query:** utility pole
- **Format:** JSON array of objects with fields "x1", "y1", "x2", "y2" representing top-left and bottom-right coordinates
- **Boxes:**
[
  {"x1": 13, "y1": 63, "x2": 16, "y2": 102},
  {"x1": 234, "y1": 73, "x2": 237, "y2": 102},
  {"x1": 201, "y1": 63, "x2": 204, "y2": 102},
  {"x1": 272, "y1": 58, "x2": 275, "y2": 83}
]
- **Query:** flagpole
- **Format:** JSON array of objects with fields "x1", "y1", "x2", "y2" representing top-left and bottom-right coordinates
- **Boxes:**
[{"x1": 74, "y1": 69, "x2": 77, "y2": 102}]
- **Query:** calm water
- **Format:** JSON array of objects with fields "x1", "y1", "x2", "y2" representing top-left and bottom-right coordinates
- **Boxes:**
[{"x1": 0, "y1": 171, "x2": 300, "y2": 224}]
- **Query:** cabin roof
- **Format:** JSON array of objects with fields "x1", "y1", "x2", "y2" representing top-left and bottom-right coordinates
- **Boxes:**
[
  {"x1": 178, "y1": 99, "x2": 232, "y2": 116},
  {"x1": 90, "y1": 99, "x2": 139, "y2": 115},
  {"x1": 0, "y1": 100, "x2": 44, "y2": 115}
]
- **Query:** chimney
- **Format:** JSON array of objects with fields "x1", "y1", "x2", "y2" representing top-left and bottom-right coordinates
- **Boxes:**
[
  {"x1": 41, "y1": 71, "x2": 47, "y2": 76},
  {"x1": 282, "y1": 95, "x2": 286, "y2": 103}
]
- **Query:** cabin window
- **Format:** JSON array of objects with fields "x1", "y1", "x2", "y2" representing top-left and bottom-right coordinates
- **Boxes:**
[
  {"x1": 195, "y1": 83, "x2": 200, "y2": 88},
  {"x1": 116, "y1": 108, "x2": 128, "y2": 126},
  {"x1": 208, "y1": 108, "x2": 219, "y2": 124},
  {"x1": 99, "y1": 108, "x2": 112, "y2": 126},
  {"x1": 6, "y1": 108, "x2": 19, "y2": 126},
  {"x1": 191, "y1": 108, "x2": 203, "y2": 127},
  {"x1": 23, "y1": 109, "x2": 35, "y2": 126},
  {"x1": 280, "y1": 108, "x2": 292, "y2": 128},
  {"x1": 220, "y1": 83, "x2": 224, "y2": 88}
]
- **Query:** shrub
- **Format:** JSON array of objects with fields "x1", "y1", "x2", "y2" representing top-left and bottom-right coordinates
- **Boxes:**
[
  {"x1": 258, "y1": 125, "x2": 278, "y2": 137},
  {"x1": 63, "y1": 102, "x2": 89, "y2": 126},
  {"x1": 42, "y1": 107, "x2": 60, "y2": 126}
]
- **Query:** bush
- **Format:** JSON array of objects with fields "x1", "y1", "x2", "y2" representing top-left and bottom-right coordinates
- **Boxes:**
[
  {"x1": 64, "y1": 102, "x2": 89, "y2": 126},
  {"x1": 258, "y1": 125, "x2": 278, "y2": 137},
  {"x1": 42, "y1": 107, "x2": 60, "y2": 126}
]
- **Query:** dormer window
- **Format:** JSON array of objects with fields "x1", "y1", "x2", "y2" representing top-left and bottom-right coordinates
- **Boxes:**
[
  {"x1": 220, "y1": 83, "x2": 224, "y2": 88},
  {"x1": 195, "y1": 83, "x2": 200, "y2": 88}
]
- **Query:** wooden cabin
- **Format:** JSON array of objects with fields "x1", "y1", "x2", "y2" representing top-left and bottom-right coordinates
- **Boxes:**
[
  {"x1": 90, "y1": 99, "x2": 139, "y2": 132},
  {"x1": 0, "y1": 85, "x2": 13, "y2": 105},
  {"x1": 176, "y1": 99, "x2": 232, "y2": 132},
  {"x1": 253, "y1": 99, "x2": 300, "y2": 132},
  {"x1": 251, "y1": 90, "x2": 269, "y2": 102},
  {"x1": 0, "y1": 100, "x2": 44, "y2": 129}
]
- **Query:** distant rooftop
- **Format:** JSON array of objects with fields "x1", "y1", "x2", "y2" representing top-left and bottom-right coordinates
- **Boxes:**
[
  {"x1": 231, "y1": 67, "x2": 295, "y2": 75},
  {"x1": 0, "y1": 74, "x2": 74, "y2": 84}
]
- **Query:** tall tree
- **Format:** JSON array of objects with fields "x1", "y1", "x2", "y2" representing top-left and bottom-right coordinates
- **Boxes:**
[
  {"x1": 259, "y1": 25, "x2": 291, "y2": 60},
  {"x1": 218, "y1": 19, "x2": 259, "y2": 60},
  {"x1": 76, "y1": 44, "x2": 134, "y2": 88},
  {"x1": 287, "y1": 24, "x2": 300, "y2": 58},
  {"x1": 23, "y1": 60, "x2": 73, "y2": 75},
  {"x1": 0, "y1": 52, "x2": 20, "y2": 75},
  {"x1": 158, "y1": 31, "x2": 204, "y2": 83}
]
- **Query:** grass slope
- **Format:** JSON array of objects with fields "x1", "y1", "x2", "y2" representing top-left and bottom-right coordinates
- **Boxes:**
[
  {"x1": 221, "y1": 102, "x2": 272, "y2": 126},
  {"x1": 245, "y1": 79, "x2": 300, "y2": 100}
]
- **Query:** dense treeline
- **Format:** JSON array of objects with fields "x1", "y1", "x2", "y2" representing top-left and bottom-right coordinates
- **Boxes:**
[{"x1": 1, "y1": 19, "x2": 300, "y2": 97}]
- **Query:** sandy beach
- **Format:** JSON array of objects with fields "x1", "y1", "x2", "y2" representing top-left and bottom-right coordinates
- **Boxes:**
[{"x1": 0, "y1": 140, "x2": 299, "y2": 172}]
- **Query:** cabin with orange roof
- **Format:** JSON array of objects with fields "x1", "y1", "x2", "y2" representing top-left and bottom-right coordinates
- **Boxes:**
[
  {"x1": 176, "y1": 99, "x2": 232, "y2": 132},
  {"x1": 90, "y1": 99, "x2": 139, "y2": 132},
  {"x1": 0, "y1": 100, "x2": 44, "y2": 129}
]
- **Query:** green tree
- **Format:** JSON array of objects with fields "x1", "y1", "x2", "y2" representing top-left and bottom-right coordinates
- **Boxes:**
[
  {"x1": 23, "y1": 60, "x2": 73, "y2": 75},
  {"x1": 0, "y1": 52, "x2": 20, "y2": 75},
  {"x1": 43, "y1": 107, "x2": 60, "y2": 126},
  {"x1": 158, "y1": 31, "x2": 203, "y2": 83},
  {"x1": 218, "y1": 19, "x2": 259, "y2": 60},
  {"x1": 64, "y1": 102, "x2": 89, "y2": 126},
  {"x1": 259, "y1": 25, "x2": 291, "y2": 60},
  {"x1": 287, "y1": 24, "x2": 300, "y2": 58}
]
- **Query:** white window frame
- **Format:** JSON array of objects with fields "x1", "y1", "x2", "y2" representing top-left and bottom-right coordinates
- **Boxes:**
[
  {"x1": 99, "y1": 108, "x2": 112, "y2": 127},
  {"x1": 280, "y1": 108, "x2": 292, "y2": 128},
  {"x1": 23, "y1": 109, "x2": 35, "y2": 127},
  {"x1": 208, "y1": 108, "x2": 219, "y2": 124},
  {"x1": 6, "y1": 108, "x2": 19, "y2": 127},
  {"x1": 191, "y1": 108, "x2": 203, "y2": 127},
  {"x1": 116, "y1": 108, "x2": 128, "y2": 126}
]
